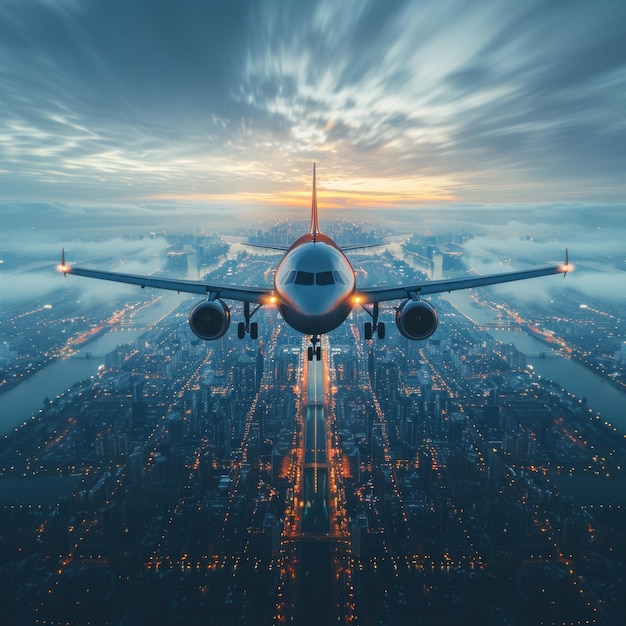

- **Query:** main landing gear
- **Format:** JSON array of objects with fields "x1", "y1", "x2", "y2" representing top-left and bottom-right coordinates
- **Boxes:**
[
  {"x1": 362, "y1": 302, "x2": 385, "y2": 340},
  {"x1": 307, "y1": 335, "x2": 322, "y2": 361},
  {"x1": 237, "y1": 301, "x2": 260, "y2": 340}
]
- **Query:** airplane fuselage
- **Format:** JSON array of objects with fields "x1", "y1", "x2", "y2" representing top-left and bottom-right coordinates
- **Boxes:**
[{"x1": 274, "y1": 233, "x2": 356, "y2": 335}]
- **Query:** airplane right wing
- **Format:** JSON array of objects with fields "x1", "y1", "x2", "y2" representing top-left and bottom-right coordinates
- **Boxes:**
[
  {"x1": 59, "y1": 251, "x2": 272, "y2": 304},
  {"x1": 358, "y1": 251, "x2": 570, "y2": 303}
]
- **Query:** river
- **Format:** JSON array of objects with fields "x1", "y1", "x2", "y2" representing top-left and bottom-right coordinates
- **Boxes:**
[
  {"x1": 0, "y1": 475, "x2": 85, "y2": 506},
  {"x1": 2, "y1": 282, "x2": 624, "y2": 438},
  {"x1": 444, "y1": 291, "x2": 626, "y2": 434},
  {"x1": 0, "y1": 292, "x2": 185, "y2": 435}
]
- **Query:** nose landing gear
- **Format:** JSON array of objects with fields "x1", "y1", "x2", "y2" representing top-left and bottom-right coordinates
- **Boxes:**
[{"x1": 307, "y1": 335, "x2": 322, "y2": 361}]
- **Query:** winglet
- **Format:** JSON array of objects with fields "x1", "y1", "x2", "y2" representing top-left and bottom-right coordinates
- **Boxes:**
[
  {"x1": 310, "y1": 163, "x2": 319, "y2": 240},
  {"x1": 60, "y1": 248, "x2": 68, "y2": 276},
  {"x1": 563, "y1": 248, "x2": 569, "y2": 276}
]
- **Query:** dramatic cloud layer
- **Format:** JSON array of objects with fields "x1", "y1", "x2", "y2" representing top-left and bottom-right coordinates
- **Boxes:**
[{"x1": 1, "y1": 0, "x2": 625, "y2": 213}]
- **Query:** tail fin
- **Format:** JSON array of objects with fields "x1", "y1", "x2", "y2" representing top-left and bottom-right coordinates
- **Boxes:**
[{"x1": 310, "y1": 163, "x2": 320, "y2": 239}]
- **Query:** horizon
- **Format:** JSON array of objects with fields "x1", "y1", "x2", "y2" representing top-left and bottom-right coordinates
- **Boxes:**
[{"x1": 1, "y1": 0, "x2": 625, "y2": 210}]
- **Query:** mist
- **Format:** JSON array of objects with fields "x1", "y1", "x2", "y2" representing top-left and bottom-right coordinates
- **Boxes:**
[
  {"x1": 0, "y1": 202, "x2": 624, "y2": 307},
  {"x1": 0, "y1": 232, "x2": 172, "y2": 305}
]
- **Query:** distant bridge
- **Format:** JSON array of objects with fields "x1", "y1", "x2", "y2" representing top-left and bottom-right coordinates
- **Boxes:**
[
  {"x1": 479, "y1": 322, "x2": 524, "y2": 329},
  {"x1": 111, "y1": 322, "x2": 153, "y2": 330}
]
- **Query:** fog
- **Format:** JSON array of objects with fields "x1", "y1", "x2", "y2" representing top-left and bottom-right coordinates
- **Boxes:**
[
  {"x1": 0, "y1": 232, "x2": 171, "y2": 304},
  {"x1": 0, "y1": 202, "x2": 624, "y2": 308}
]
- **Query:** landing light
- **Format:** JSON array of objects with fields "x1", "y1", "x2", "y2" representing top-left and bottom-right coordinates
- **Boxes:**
[{"x1": 353, "y1": 295, "x2": 362, "y2": 305}]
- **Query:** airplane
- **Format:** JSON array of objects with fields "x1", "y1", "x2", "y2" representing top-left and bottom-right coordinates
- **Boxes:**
[{"x1": 59, "y1": 165, "x2": 570, "y2": 361}]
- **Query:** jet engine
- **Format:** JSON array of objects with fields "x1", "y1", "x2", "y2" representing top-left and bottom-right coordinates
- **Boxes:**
[
  {"x1": 395, "y1": 299, "x2": 438, "y2": 340},
  {"x1": 189, "y1": 299, "x2": 230, "y2": 340}
]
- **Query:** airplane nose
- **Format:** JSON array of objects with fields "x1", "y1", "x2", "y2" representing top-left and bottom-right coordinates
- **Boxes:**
[{"x1": 294, "y1": 290, "x2": 339, "y2": 316}]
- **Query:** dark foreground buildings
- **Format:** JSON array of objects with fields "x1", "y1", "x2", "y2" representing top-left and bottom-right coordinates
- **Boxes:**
[{"x1": 1, "y1": 234, "x2": 625, "y2": 625}]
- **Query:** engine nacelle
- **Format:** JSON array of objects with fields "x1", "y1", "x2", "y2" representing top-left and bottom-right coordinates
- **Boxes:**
[
  {"x1": 395, "y1": 299, "x2": 438, "y2": 340},
  {"x1": 189, "y1": 299, "x2": 230, "y2": 340}
]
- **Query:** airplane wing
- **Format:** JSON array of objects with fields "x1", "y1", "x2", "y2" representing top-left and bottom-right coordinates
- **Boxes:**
[
  {"x1": 358, "y1": 252, "x2": 569, "y2": 303},
  {"x1": 59, "y1": 252, "x2": 271, "y2": 304}
]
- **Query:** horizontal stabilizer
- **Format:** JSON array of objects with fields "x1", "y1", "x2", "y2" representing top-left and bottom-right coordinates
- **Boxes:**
[
  {"x1": 243, "y1": 242, "x2": 291, "y2": 252},
  {"x1": 340, "y1": 242, "x2": 387, "y2": 252}
]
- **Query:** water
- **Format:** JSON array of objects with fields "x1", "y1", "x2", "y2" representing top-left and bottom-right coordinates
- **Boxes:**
[
  {"x1": 0, "y1": 329, "x2": 141, "y2": 435},
  {"x1": 0, "y1": 475, "x2": 84, "y2": 506},
  {"x1": 488, "y1": 326, "x2": 626, "y2": 431},
  {"x1": 546, "y1": 475, "x2": 626, "y2": 506},
  {"x1": 445, "y1": 291, "x2": 626, "y2": 433},
  {"x1": 0, "y1": 292, "x2": 184, "y2": 435}
]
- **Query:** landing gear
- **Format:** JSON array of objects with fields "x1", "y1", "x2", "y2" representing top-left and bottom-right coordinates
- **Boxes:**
[
  {"x1": 362, "y1": 302, "x2": 385, "y2": 340},
  {"x1": 307, "y1": 335, "x2": 322, "y2": 361},
  {"x1": 238, "y1": 301, "x2": 261, "y2": 340}
]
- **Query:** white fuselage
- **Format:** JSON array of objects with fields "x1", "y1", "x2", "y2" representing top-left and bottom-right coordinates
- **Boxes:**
[{"x1": 274, "y1": 233, "x2": 356, "y2": 335}]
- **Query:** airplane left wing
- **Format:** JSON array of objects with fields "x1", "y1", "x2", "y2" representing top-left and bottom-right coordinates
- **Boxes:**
[
  {"x1": 358, "y1": 253, "x2": 569, "y2": 303},
  {"x1": 59, "y1": 252, "x2": 271, "y2": 304}
]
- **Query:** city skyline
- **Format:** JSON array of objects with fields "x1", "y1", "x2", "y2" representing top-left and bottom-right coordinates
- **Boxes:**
[{"x1": 0, "y1": 227, "x2": 625, "y2": 624}]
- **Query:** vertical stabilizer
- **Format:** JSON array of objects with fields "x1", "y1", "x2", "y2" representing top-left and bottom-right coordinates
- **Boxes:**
[{"x1": 310, "y1": 163, "x2": 320, "y2": 239}]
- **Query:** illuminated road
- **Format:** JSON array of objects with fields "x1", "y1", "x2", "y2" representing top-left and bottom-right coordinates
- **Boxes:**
[
  {"x1": 302, "y1": 356, "x2": 330, "y2": 533},
  {"x1": 276, "y1": 339, "x2": 355, "y2": 624},
  {"x1": 304, "y1": 358, "x2": 326, "y2": 464}
]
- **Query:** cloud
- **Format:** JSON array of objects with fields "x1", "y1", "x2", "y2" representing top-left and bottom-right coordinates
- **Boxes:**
[
  {"x1": 0, "y1": 0, "x2": 624, "y2": 208},
  {"x1": 458, "y1": 204, "x2": 626, "y2": 303},
  {"x1": 0, "y1": 199, "x2": 251, "y2": 233},
  {"x1": 0, "y1": 231, "x2": 172, "y2": 303}
]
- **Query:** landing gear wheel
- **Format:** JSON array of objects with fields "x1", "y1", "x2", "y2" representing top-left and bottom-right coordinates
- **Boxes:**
[
  {"x1": 250, "y1": 322, "x2": 258, "y2": 340},
  {"x1": 364, "y1": 322, "x2": 372, "y2": 340},
  {"x1": 316, "y1": 346, "x2": 321, "y2": 361},
  {"x1": 307, "y1": 346, "x2": 314, "y2": 361},
  {"x1": 377, "y1": 322, "x2": 386, "y2": 339},
  {"x1": 237, "y1": 322, "x2": 246, "y2": 339}
]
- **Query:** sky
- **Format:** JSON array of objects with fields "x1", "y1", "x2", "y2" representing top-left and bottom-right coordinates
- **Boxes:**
[
  {"x1": 0, "y1": 0, "x2": 625, "y2": 308},
  {"x1": 0, "y1": 0, "x2": 625, "y2": 223}
]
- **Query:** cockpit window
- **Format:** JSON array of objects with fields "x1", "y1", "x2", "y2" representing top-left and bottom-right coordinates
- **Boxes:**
[
  {"x1": 295, "y1": 271, "x2": 314, "y2": 285},
  {"x1": 333, "y1": 271, "x2": 346, "y2": 284},
  {"x1": 316, "y1": 271, "x2": 334, "y2": 286},
  {"x1": 287, "y1": 270, "x2": 347, "y2": 286}
]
